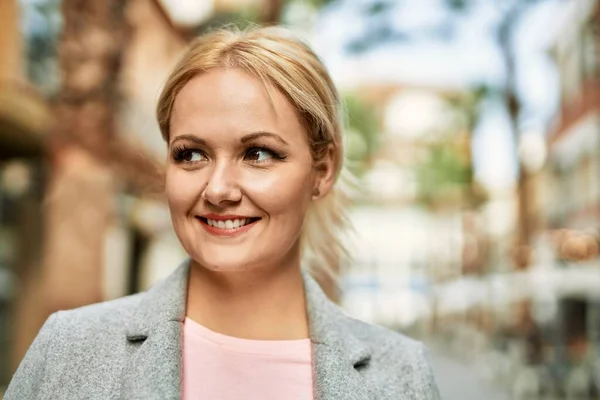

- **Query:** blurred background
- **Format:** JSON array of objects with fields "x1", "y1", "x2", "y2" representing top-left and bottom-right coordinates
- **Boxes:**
[{"x1": 1, "y1": 0, "x2": 599, "y2": 398}]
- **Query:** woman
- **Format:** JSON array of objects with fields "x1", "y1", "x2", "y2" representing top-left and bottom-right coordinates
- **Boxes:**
[{"x1": 6, "y1": 26, "x2": 440, "y2": 400}]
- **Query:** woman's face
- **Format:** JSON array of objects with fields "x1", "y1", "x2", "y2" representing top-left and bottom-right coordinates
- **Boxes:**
[{"x1": 166, "y1": 68, "x2": 329, "y2": 273}]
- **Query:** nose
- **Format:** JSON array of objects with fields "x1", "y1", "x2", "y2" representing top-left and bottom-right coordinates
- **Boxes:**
[{"x1": 202, "y1": 160, "x2": 242, "y2": 206}]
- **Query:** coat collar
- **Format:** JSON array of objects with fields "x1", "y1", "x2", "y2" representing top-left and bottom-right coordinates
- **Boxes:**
[{"x1": 121, "y1": 259, "x2": 374, "y2": 399}]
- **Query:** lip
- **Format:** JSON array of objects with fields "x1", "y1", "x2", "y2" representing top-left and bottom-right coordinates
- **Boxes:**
[{"x1": 196, "y1": 215, "x2": 260, "y2": 237}]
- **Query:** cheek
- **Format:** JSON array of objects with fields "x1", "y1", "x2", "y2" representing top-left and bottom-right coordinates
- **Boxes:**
[
  {"x1": 165, "y1": 168, "x2": 203, "y2": 214},
  {"x1": 243, "y1": 166, "x2": 314, "y2": 217}
]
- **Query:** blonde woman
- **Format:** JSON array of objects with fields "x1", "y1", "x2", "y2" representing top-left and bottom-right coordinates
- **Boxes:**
[{"x1": 6, "y1": 26, "x2": 440, "y2": 400}]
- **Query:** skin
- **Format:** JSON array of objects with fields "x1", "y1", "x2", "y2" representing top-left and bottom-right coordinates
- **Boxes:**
[{"x1": 165, "y1": 68, "x2": 335, "y2": 340}]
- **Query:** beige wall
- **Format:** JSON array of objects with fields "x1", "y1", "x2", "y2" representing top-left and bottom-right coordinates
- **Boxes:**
[
  {"x1": 0, "y1": 0, "x2": 23, "y2": 84},
  {"x1": 121, "y1": 0, "x2": 187, "y2": 157}
]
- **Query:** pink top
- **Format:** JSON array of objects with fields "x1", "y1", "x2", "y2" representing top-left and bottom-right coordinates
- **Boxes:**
[{"x1": 182, "y1": 317, "x2": 314, "y2": 400}]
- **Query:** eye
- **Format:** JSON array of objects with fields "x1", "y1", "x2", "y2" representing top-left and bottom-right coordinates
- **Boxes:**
[
  {"x1": 183, "y1": 150, "x2": 206, "y2": 163},
  {"x1": 245, "y1": 147, "x2": 274, "y2": 163},
  {"x1": 172, "y1": 146, "x2": 208, "y2": 164}
]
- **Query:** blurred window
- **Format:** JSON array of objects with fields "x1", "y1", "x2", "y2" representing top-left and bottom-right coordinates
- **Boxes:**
[
  {"x1": 581, "y1": 19, "x2": 600, "y2": 81},
  {"x1": 561, "y1": 44, "x2": 582, "y2": 104},
  {"x1": 590, "y1": 154, "x2": 600, "y2": 203},
  {"x1": 19, "y1": 0, "x2": 62, "y2": 94},
  {"x1": 561, "y1": 298, "x2": 588, "y2": 349}
]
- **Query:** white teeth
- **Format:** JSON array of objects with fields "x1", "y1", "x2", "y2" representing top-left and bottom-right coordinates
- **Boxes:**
[{"x1": 206, "y1": 218, "x2": 253, "y2": 230}]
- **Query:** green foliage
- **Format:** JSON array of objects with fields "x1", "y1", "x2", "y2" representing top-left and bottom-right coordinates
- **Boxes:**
[
  {"x1": 413, "y1": 91, "x2": 485, "y2": 208},
  {"x1": 302, "y1": 0, "x2": 337, "y2": 9},
  {"x1": 194, "y1": 12, "x2": 260, "y2": 35},
  {"x1": 445, "y1": 0, "x2": 470, "y2": 11},
  {"x1": 342, "y1": 94, "x2": 380, "y2": 176},
  {"x1": 367, "y1": 1, "x2": 394, "y2": 15},
  {"x1": 445, "y1": 85, "x2": 488, "y2": 130},
  {"x1": 415, "y1": 140, "x2": 473, "y2": 207}
]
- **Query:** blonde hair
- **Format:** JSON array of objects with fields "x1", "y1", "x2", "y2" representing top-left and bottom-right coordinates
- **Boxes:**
[{"x1": 156, "y1": 25, "x2": 353, "y2": 280}]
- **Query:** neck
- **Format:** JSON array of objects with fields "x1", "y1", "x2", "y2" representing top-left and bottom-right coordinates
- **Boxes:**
[{"x1": 185, "y1": 252, "x2": 309, "y2": 341}]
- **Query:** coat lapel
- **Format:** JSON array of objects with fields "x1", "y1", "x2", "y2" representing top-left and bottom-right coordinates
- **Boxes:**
[
  {"x1": 120, "y1": 260, "x2": 190, "y2": 399},
  {"x1": 120, "y1": 260, "x2": 374, "y2": 399},
  {"x1": 302, "y1": 271, "x2": 375, "y2": 400},
  {"x1": 120, "y1": 321, "x2": 183, "y2": 399},
  {"x1": 312, "y1": 343, "x2": 375, "y2": 400}
]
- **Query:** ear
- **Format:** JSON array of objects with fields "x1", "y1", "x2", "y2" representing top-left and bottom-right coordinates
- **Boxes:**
[{"x1": 312, "y1": 144, "x2": 336, "y2": 200}]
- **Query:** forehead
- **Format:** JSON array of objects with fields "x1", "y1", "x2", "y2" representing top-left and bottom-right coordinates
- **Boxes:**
[{"x1": 170, "y1": 68, "x2": 305, "y2": 143}]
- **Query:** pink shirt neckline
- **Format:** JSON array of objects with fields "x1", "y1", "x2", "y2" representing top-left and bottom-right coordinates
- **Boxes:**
[
  {"x1": 183, "y1": 317, "x2": 313, "y2": 357},
  {"x1": 182, "y1": 317, "x2": 314, "y2": 399}
]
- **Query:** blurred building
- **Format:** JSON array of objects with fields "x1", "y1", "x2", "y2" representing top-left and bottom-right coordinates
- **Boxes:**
[
  {"x1": 339, "y1": 83, "x2": 481, "y2": 335},
  {"x1": 544, "y1": 0, "x2": 600, "y2": 239},
  {"x1": 0, "y1": 0, "x2": 179, "y2": 388},
  {"x1": 0, "y1": 0, "x2": 53, "y2": 388},
  {"x1": 475, "y1": 0, "x2": 600, "y2": 396},
  {"x1": 535, "y1": 0, "x2": 600, "y2": 367}
]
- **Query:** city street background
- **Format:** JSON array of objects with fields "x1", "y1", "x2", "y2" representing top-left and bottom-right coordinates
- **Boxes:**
[{"x1": 1, "y1": 0, "x2": 600, "y2": 398}]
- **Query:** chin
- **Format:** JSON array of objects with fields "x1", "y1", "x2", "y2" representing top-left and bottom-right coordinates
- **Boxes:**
[
  {"x1": 183, "y1": 236, "x2": 300, "y2": 274},
  {"x1": 191, "y1": 249, "x2": 260, "y2": 273}
]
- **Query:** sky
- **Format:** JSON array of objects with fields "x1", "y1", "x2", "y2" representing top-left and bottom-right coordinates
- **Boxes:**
[{"x1": 310, "y1": 0, "x2": 567, "y2": 191}]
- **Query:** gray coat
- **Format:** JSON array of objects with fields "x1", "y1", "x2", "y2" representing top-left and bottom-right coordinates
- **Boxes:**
[{"x1": 6, "y1": 260, "x2": 441, "y2": 399}]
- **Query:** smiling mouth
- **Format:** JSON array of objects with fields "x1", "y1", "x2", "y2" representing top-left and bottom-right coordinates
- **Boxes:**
[{"x1": 197, "y1": 217, "x2": 261, "y2": 233}]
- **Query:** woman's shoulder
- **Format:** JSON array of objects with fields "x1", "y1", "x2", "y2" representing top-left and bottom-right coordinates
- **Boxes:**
[
  {"x1": 49, "y1": 291, "x2": 145, "y2": 335},
  {"x1": 4, "y1": 293, "x2": 149, "y2": 399},
  {"x1": 332, "y1": 303, "x2": 422, "y2": 348},
  {"x1": 341, "y1": 316, "x2": 440, "y2": 398},
  {"x1": 344, "y1": 314, "x2": 429, "y2": 359}
]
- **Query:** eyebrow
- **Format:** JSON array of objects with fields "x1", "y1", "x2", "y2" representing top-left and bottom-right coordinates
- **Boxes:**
[
  {"x1": 171, "y1": 131, "x2": 289, "y2": 147},
  {"x1": 241, "y1": 131, "x2": 289, "y2": 147},
  {"x1": 170, "y1": 134, "x2": 207, "y2": 147}
]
